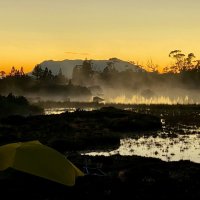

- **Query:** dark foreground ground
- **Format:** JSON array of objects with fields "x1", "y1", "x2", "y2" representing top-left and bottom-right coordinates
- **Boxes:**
[
  {"x1": 1, "y1": 154, "x2": 200, "y2": 200},
  {"x1": 0, "y1": 106, "x2": 200, "y2": 199}
]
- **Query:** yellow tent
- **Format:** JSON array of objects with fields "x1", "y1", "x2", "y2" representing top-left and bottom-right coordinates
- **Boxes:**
[{"x1": 0, "y1": 140, "x2": 84, "y2": 186}]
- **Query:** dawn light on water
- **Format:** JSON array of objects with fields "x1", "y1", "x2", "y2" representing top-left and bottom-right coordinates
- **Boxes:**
[
  {"x1": 1, "y1": 0, "x2": 200, "y2": 198},
  {"x1": 83, "y1": 133, "x2": 200, "y2": 163}
]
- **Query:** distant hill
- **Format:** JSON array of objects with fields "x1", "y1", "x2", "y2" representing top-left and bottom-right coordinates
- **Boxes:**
[{"x1": 39, "y1": 58, "x2": 144, "y2": 78}]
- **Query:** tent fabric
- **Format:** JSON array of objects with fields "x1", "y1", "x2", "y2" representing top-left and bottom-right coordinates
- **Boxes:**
[{"x1": 0, "y1": 140, "x2": 84, "y2": 186}]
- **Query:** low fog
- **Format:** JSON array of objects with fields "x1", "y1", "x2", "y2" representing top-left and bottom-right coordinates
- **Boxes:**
[
  {"x1": 70, "y1": 59, "x2": 200, "y2": 104},
  {"x1": 0, "y1": 58, "x2": 199, "y2": 105}
]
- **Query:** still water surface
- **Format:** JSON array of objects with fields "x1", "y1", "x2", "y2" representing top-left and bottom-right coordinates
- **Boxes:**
[
  {"x1": 45, "y1": 107, "x2": 200, "y2": 163},
  {"x1": 83, "y1": 132, "x2": 200, "y2": 163}
]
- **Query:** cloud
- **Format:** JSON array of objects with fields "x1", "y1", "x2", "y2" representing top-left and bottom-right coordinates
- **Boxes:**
[{"x1": 65, "y1": 51, "x2": 90, "y2": 56}]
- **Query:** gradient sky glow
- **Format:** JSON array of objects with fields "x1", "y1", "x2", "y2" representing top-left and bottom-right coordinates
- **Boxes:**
[{"x1": 0, "y1": 0, "x2": 200, "y2": 73}]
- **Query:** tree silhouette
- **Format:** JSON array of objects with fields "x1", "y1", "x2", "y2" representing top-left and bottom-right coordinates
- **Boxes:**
[
  {"x1": 169, "y1": 50, "x2": 196, "y2": 73},
  {"x1": 169, "y1": 50, "x2": 185, "y2": 73},
  {"x1": 9, "y1": 66, "x2": 17, "y2": 76},
  {"x1": 0, "y1": 71, "x2": 6, "y2": 78},
  {"x1": 82, "y1": 59, "x2": 93, "y2": 79},
  {"x1": 32, "y1": 64, "x2": 44, "y2": 80},
  {"x1": 146, "y1": 59, "x2": 158, "y2": 73},
  {"x1": 72, "y1": 59, "x2": 94, "y2": 85},
  {"x1": 20, "y1": 67, "x2": 25, "y2": 76},
  {"x1": 55, "y1": 68, "x2": 67, "y2": 84}
]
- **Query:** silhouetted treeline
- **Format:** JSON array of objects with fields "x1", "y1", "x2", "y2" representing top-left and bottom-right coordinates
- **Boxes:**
[
  {"x1": 0, "y1": 65, "x2": 91, "y2": 101},
  {"x1": 72, "y1": 59, "x2": 200, "y2": 89},
  {"x1": 71, "y1": 58, "x2": 200, "y2": 101},
  {"x1": 1, "y1": 51, "x2": 200, "y2": 103},
  {"x1": 32, "y1": 65, "x2": 68, "y2": 84},
  {"x1": 0, "y1": 93, "x2": 43, "y2": 118}
]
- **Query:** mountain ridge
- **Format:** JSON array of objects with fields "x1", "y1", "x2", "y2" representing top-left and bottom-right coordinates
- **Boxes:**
[{"x1": 39, "y1": 58, "x2": 143, "y2": 78}]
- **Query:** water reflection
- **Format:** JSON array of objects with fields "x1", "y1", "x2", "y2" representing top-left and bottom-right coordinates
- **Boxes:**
[
  {"x1": 82, "y1": 131, "x2": 200, "y2": 163},
  {"x1": 44, "y1": 107, "x2": 94, "y2": 115},
  {"x1": 46, "y1": 107, "x2": 200, "y2": 163},
  {"x1": 45, "y1": 107, "x2": 76, "y2": 115}
]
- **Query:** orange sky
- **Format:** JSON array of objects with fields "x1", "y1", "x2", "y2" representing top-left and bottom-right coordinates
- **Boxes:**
[{"x1": 1, "y1": 0, "x2": 200, "y2": 73}]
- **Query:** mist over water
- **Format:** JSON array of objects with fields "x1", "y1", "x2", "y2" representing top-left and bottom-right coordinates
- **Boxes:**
[
  {"x1": 106, "y1": 95, "x2": 199, "y2": 105},
  {"x1": 99, "y1": 82, "x2": 200, "y2": 105}
]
